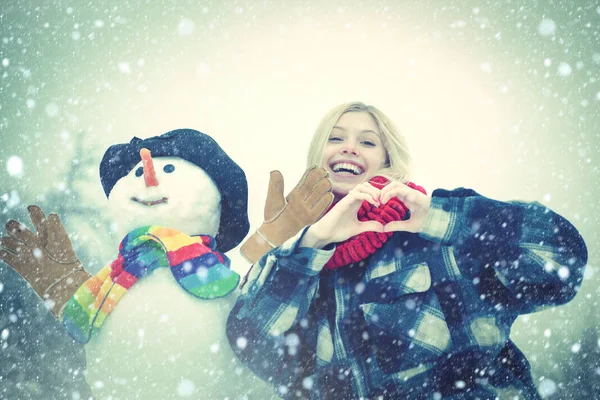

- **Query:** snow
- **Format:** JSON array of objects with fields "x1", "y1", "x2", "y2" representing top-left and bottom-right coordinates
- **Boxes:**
[
  {"x1": 210, "y1": 342, "x2": 220, "y2": 353},
  {"x1": 557, "y1": 62, "x2": 573, "y2": 77},
  {"x1": 32, "y1": 248, "x2": 42, "y2": 259},
  {"x1": 92, "y1": 380, "x2": 104, "y2": 389},
  {"x1": 543, "y1": 193, "x2": 551, "y2": 202},
  {"x1": 236, "y1": 336, "x2": 248, "y2": 350},
  {"x1": 538, "y1": 378, "x2": 557, "y2": 397},
  {"x1": 570, "y1": 343, "x2": 581, "y2": 353},
  {"x1": 354, "y1": 281, "x2": 365, "y2": 294},
  {"x1": 176, "y1": 379, "x2": 195, "y2": 397},
  {"x1": 537, "y1": 19, "x2": 556, "y2": 37},
  {"x1": 177, "y1": 19, "x2": 195, "y2": 36},
  {"x1": 285, "y1": 332, "x2": 300, "y2": 348},
  {"x1": 302, "y1": 377, "x2": 314, "y2": 390},
  {"x1": 45, "y1": 102, "x2": 59, "y2": 117},
  {"x1": 480, "y1": 62, "x2": 492, "y2": 73},
  {"x1": 2, "y1": 190, "x2": 21, "y2": 209},
  {"x1": 196, "y1": 266, "x2": 208, "y2": 278},
  {"x1": 43, "y1": 298, "x2": 56, "y2": 310},
  {"x1": 6, "y1": 156, "x2": 24, "y2": 177},
  {"x1": 558, "y1": 266, "x2": 570, "y2": 280},
  {"x1": 118, "y1": 62, "x2": 131, "y2": 74}
]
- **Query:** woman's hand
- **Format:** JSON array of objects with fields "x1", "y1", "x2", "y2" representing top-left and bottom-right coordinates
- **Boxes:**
[
  {"x1": 300, "y1": 182, "x2": 384, "y2": 249},
  {"x1": 380, "y1": 181, "x2": 432, "y2": 233}
]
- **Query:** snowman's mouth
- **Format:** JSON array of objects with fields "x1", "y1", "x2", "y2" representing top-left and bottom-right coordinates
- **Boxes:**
[{"x1": 131, "y1": 197, "x2": 169, "y2": 206}]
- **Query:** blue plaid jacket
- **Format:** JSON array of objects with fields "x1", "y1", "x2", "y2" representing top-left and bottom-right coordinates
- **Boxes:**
[{"x1": 227, "y1": 188, "x2": 587, "y2": 399}]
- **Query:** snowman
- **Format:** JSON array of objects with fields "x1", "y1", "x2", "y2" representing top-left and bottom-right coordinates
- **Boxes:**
[{"x1": 1, "y1": 129, "x2": 279, "y2": 400}]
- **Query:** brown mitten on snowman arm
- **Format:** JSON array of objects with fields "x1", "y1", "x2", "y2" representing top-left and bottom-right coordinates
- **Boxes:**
[
  {"x1": 240, "y1": 166, "x2": 334, "y2": 264},
  {"x1": 0, "y1": 205, "x2": 90, "y2": 318}
]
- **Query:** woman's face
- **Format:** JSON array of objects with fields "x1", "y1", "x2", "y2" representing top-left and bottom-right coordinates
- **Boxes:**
[{"x1": 320, "y1": 111, "x2": 388, "y2": 200}]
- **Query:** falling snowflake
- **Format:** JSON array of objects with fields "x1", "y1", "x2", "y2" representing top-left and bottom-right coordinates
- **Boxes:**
[
  {"x1": 538, "y1": 19, "x2": 556, "y2": 36},
  {"x1": 302, "y1": 377, "x2": 314, "y2": 390},
  {"x1": 557, "y1": 62, "x2": 572, "y2": 77},
  {"x1": 93, "y1": 380, "x2": 104, "y2": 389},
  {"x1": 6, "y1": 155, "x2": 24, "y2": 177},
  {"x1": 178, "y1": 19, "x2": 195, "y2": 36},
  {"x1": 558, "y1": 266, "x2": 570, "y2": 279},
  {"x1": 543, "y1": 193, "x2": 551, "y2": 202},
  {"x1": 354, "y1": 282, "x2": 365, "y2": 294},
  {"x1": 177, "y1": 379, "x2": 195, "y2": 397},
  {"x1": 118, "y1": 62, "x2": 131, "y2": 74},
  {"x1": 236, "y1": 336, "x2": 248, "y2": 349},
  {"x1": 480, "y1": 62, "x2": 492, "y2": 73},
  {"x1": 45, "y1": 102, "x2": 59, "y2": 117},
  {"x1": 538, "y1": 378, "x2": 557, "y2": 396},
  {"x1": 33, "y1": 248, "x2": 43, "y2": 259}
]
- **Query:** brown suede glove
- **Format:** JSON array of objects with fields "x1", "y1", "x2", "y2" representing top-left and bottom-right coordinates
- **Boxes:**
[
  {"x1": 240, "y1": 166, "x2": 334, "y2": 264},
  {"x1": 0, "y1": 205, "x2": 90, "y2": 318}
]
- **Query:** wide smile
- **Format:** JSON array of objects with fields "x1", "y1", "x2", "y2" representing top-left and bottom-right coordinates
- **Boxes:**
[
  {"x1": 329, "y1": 161, "x2": 365, "y2": 176},
  {"x1": 131, "y1": 197, "x2": 169, "y2": 206}
]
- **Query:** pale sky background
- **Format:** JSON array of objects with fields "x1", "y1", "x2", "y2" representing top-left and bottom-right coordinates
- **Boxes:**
[{"x1": 0, "y1": 0, "x2": 599, "y2": 395}]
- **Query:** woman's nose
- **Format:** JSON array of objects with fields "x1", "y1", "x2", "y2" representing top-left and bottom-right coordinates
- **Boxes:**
[
  {"x1": 341, "y1": 139, "x2": 359, "y2": 156},
  {"x1": 140, "y1": 148, "x2": 159, "y2": 187}
]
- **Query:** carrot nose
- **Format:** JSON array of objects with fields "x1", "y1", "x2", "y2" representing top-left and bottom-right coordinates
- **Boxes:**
[{"x1": 140, "y1": 148, "x2": 159, "y2": 187}]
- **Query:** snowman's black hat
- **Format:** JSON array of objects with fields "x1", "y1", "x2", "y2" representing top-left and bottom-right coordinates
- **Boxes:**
[{"x1": 99, "y1": 128, "x2": 249, "y2": 253}]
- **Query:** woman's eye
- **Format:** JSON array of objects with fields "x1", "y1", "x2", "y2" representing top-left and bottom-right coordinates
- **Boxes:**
[
  {"x1": 135, "y1": 166, "x2": 144, "y2": 177},
  {"x1": 163, "y1": 164, "x2": 175, "y2": 173},
  {"x1": 362, "y1": 141, "x2": 376, "y2": 147},
  {"x1": 328, "y1": 137, "x2": 342, "y2": 142}
]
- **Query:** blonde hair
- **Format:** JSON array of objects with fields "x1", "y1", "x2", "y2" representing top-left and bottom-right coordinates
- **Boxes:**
[{"x1": 306, "y1": 102, "x2": 412, "y2": 182}]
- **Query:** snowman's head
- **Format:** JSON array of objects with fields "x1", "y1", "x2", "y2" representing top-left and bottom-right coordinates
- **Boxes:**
[
  {"x1": 100, "y1": 129, "x2": 249, "y2": 253},
  {"x1": 108, "y1": 155, "x2": 222, "y2": 238}
]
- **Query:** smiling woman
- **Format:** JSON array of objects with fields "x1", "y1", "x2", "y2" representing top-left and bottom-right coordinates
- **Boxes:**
[{"x1": 226, "y1": 101, "x2": 588, "y2": 399}]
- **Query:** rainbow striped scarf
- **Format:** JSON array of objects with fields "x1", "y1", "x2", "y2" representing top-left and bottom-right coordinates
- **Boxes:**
[{"x1": 62, "y1": 226, "x2": 240, "y2": 344}]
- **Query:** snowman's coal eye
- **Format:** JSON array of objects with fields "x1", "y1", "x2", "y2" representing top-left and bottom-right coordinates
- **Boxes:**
[
  {"x1": 135, "y1": 167, "x2": 144, "y2": 177},
  {"x1": 163, "y1": 164, "x2": 175, "y2": 173}
]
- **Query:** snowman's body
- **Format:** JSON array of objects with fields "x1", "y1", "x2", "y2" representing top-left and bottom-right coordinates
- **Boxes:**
[
  {"x1": 80, "y1": 154, "x2": 277, "y2": 399},
  {"x1": 84, "y1": 270, "x2": 274, "y2": 399}
]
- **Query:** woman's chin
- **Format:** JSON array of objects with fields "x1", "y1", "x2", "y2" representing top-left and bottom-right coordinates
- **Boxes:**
[{"x1": 331, "y1": 177, "x2": 367, "y2": 197}]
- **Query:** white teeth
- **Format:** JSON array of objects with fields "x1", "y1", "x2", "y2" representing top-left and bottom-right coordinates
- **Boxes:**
[{"x1": 331, "y1": 162, "x2": 364, "y2": 175}]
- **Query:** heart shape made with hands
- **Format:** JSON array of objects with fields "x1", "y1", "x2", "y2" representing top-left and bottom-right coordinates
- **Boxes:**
[{"x1": 324, "y1": 176, "x2": 427, "y2": 270}]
